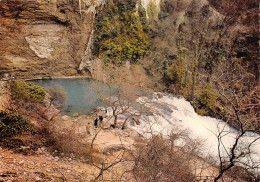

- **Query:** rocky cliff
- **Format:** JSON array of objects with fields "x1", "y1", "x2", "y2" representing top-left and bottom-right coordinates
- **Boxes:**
[
  {"x1": 0, "y1": 0, "x2": 231, "y2": 80},
  {"x1": 0, "y1": 0, "x2": 102, "y2": 79}
]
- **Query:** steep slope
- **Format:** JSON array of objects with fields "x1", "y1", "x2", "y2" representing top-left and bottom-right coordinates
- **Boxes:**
[{"x1": 208, "y1": 0, "x2": 259, "y2": 79}]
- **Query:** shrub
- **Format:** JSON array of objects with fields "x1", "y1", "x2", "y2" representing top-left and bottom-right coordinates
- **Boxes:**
[
  {"x1": 9, "y1": 80, "x2": 45, "y2": 103},
  {"x1": 166, "y1": 63, "x2": 185, "y2": 86},
  {"x1": 0, "y1": 111, "x2": 30, "y2": 139},
  {"x1": 197, "y1": 88, "x2": 216, "y2": 110},
  {"x1": 132, "y1": 133, "x2": 196, "y2": 182},
  {"x1": 40, "y1": 120, "x2": 91, "y2": 158},
  {"x1": 194, "y1": 88, "x2": 220, "y2": 116}
]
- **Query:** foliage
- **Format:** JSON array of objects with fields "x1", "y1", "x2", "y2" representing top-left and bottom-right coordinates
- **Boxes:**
[
  {"x1": 196, "y1": 88, "x2": 216, "y2": 110},
  {"x1": 143, "y1": 1, "x2": 229, "y2": 108},
  {"x1": 198, "y1": 41, "x2": 227, "y2": 75},
  {"x1": 0, "y1": 111, "x2": 30, "y2": 139},
  {"x1": 9, "y1": 80, "x2": 45, "y2": 103},
  {"x1": 166, "y1": 63, "x2": 184, "y2": 84},
  {"x1": 137, "y1": 1, "x2": 148, "y2": 28},
  {"x1": 93, "y1": 0, "x2": 150, "y2": 65}
]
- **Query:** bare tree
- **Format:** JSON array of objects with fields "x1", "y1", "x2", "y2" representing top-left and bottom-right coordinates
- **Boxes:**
[
  {"x1": 95, "y1": 83, "x2": 146, "y2": 129},
  {"x1": 212, "y1": 75, "x2": 260, "y2": 181},
  {"x1": 45, "y1": 85, "x2": 67, "y2": 109},
  {"x1": 87, "y1": 118, "x2": 132, "y2": 181},
  {"x1": 214, "y1": 112, "x2": 260, "y2": 181},
  {"x1": 131, "y1": 125, "x2": 205, "y2": 182}
]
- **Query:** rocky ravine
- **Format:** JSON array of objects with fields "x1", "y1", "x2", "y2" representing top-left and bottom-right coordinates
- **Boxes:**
[
  {"x1": 0, "y1": 0, "x2": 219, "y2": 81},
  {"x1": 0, "y1": 0, "x2": 162, "y2": 80},
  {"x1": 0, "y1": 0, "x2": 103, "y2": 79}
]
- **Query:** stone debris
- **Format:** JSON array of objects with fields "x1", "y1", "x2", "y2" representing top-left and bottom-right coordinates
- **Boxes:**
[{"x1": 0, "y1": 147, "x2": 95, "y2": 181}]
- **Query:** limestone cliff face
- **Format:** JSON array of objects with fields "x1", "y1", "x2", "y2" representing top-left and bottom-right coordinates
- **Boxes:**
[{"x1": 0, "y1": 0, "x2": 101, "y2": 79}]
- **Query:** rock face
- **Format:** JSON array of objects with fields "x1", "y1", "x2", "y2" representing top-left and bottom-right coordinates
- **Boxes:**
[
  {"x1": 0, "y1": 0, "x2": 222, "y2": 80},
  {"x1": 0, "y1": 0, "x2": 100, "y2": 79},
  {"x1": 141, "y1": 0, "x2": 161, "y2": 11}
]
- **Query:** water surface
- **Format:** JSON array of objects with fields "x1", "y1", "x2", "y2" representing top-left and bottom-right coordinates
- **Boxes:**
[{"x1": 32, "y1": 78, "x2": 114, "y2": 115}]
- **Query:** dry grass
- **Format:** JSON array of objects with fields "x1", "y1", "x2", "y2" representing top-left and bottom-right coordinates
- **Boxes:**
[{"x1": 37, "y1": 120, "x2": 91, "y2": 159}]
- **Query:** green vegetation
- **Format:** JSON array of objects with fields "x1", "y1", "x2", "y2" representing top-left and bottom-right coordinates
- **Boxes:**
[
  {"x1": 166, "y1": 63, "x2": 184, "y2": 85},
  {"x1": 140, "y1": 1, "x2": 227, "y2": 115},
  {"x1": 197, "y1": 88, "x2": 216, "y2": 110},
  {"x1": 93, "y1": 0, "x2": 150, "y2": 65},
  {"x1": 194, "y1": 88, "x2": 218, "y2": 115},
  {"x1": 9, "y1": 80, "x2": 45, "y2": 103},
  {"x1": 0, "y1": 111, "x2": 30, "y2": 139}
]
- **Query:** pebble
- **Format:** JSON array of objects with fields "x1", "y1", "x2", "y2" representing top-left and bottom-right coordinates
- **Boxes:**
[
  {"x1": 72, "y1": 112, "x2": 79, "y2": 117},
  {"x1": 62, "y1": 115, "x2": 69, "y2": 120},
  {"x1": 54, "y1": 156, "x2": 59, "y2": 162},
  {"x1": 18, "y1": 160, "x2": 25, "y2": 164},
  {"x1": 35, "y1": 176, "x2": 41, "y2": 181}
]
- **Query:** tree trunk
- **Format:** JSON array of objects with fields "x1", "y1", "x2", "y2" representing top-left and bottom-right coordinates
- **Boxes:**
[{"x1": 113, "y1": 114, "x2": 118, "y2": 127}]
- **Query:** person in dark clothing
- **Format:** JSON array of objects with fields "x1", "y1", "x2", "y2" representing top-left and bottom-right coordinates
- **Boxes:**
[
  {"x1": 94, "y1": 118, "x2": 98, "y2": 128},
  {"x1": 99, "y1": 116, "x2": 103, "y2": 123},
  {"x1": 99, "y1": 115, "x2": 104, "y2": 128},
  {"x1": 110, "y1": 124, "x2": 115, "y2": 129}
]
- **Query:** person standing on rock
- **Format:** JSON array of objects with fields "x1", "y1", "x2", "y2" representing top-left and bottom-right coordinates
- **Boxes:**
[
  {"x1": 94, "y1": 118, "x2": 98, "y2": 128},
  {"x1": 86, "y1": 123, "x2": 91, "y2": 135},
  {"x1": 99, "y1": 115, "x2": 103, "y2": 128}
]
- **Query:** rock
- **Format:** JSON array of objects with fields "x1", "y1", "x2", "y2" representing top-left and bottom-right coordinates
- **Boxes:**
[
  {"x1": 73, "y1": 119, "x2": 79, "y2": 122},
  {"x1": 78, "y1": 126, "x2": 86, "y2": 135},
  {"x1": 43, "y1": 106, "x2": 60, "y2": 121},
  {"x1": 37, "y1": 148, "x2": 42, "y2": 154},
  {"x1": 141, "y1": 0, "x2": 161, "y2": 11},
  {"x1": 18, "y1": 160, "x2": 25, "y2": 164},
  {"x1": 157, "y1": 92, "x2": 163, "y2": 98},
  {"x1": 62, "y1": 115, "x2": 70, "y2": 121},
  {"x1": 72, "y1": 112, "x2": 79, "y2": 117},
  {"x1": 0, "y1": 0, "x2": 100, "y2": 78},
  {"x1": 35, "y1": 176, "x2": 42, "y2": 181},
  {"x1": 54, "y1": 156, "x2": 59, "y2": 162}
]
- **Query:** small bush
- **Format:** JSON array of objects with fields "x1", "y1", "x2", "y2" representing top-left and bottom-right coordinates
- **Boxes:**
[
  {"x1": 9, "y1": 80, "x2": 45, "y2": 103},
  {"x1": 0, "y1": 111, "x2": 31, "y2": 139},
  {"x1": 132, "y1": 134, "x2": 196, "y2": 182},
  {"x1": 197, "y1": 88, "x2": 216, "y2": 110},
  {"x1": 40, "y1": 121, "x2": 90, "y2": 158},
  {"x1": 166, "y1": 63, "x2": 184, "y2": 83}
]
